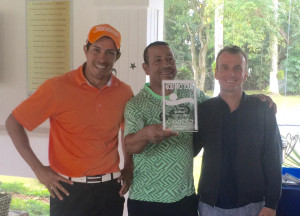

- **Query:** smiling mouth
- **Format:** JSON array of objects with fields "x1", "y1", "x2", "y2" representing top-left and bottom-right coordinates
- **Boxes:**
[
  {"x1": 95, "y1": 64, "x2": 106, "y2": 70},
  {"x1": 161, "y1": 73, "x2": 174, "y2": 79},
  {"x1": 161, "y1": 70, "x2": 175, "y2": 76},
  {"x1": 225, "y1": 80, "x2": 236, "y2": 83},
  {"x1": 161, "y1": 72, "x2": 173, "y2": 75}
]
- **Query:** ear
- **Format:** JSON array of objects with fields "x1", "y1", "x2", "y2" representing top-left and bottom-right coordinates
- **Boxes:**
[
  {"x1": 214, "y1": 67, "x2": 219, "y2": 80},
  {"x1": 83, "y1": 45, "x2": 88, "y2": 57},
  {"x1": 142, "y1": 63, "x2": 149, "y2": 75}
]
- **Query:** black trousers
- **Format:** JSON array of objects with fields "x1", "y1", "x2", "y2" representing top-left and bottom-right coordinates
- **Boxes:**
[
  {"x1": 127, "y1": 193, "x2": 199, "y2": 216},
  {"x1": 50, "y1": 179, "x2": 124, "y2": 216}
]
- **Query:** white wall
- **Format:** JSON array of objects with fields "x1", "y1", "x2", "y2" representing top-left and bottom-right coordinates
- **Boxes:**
[{"x1": 0, "y1": 0, "x2": 45, "y2": 177}]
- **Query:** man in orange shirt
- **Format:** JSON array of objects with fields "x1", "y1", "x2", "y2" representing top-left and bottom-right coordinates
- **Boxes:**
[{"x1": 6, "y1": 24, "x2": 133, "y2": 216}]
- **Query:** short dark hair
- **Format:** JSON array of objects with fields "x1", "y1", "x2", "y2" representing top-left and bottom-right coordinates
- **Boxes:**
[
  {"x1": 143, "y1": 41, "x2": 170, "y2": 64},
  {"x1": 216, "y1": 45, "x2": 248, "y2": 69}
]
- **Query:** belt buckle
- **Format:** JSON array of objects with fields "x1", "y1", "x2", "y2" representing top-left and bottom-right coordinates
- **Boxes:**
[{"x1": 86, "y1": 175, "x2": 102, "y2": 183}]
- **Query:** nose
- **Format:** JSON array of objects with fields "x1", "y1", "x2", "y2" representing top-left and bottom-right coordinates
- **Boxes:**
[
  {"x1": 162, "y1": 59, "x2": 172, "y2": 67},
  {"x1": 96, "y1": 52, "x2": 106, "y2": 62},
  {"x1": 229, "y1": 68, "x2": 235, "y2": 76}
]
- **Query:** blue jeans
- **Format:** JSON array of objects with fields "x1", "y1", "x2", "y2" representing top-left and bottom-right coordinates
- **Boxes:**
[
  {"x1": 198, "y1": 201, "x2": 264, "y2": 216},
  {"x1": 50, "y1": 180, "x2": 124, "y2": 216}
]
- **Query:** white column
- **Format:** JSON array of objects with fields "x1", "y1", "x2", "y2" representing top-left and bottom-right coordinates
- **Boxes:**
[{"x1": 213, "y1": 1, "x2": 223, "y2": 96}]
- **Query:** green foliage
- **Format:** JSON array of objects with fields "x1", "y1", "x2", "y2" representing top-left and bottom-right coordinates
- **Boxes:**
[
  {"x1": 164, "y1": 0, "x2": 300, "y2": 94},
  {"x1": 223, "y1": 0, "x2": 276, "y2": 91},
  {"x1": 165, "y1": 0, "x2": 194, "y2": 79},
  {"x1": 176, "y1": 66, "x2": 193, "y2": 80},
  {"x1": 10, "y1": 198, "x2": 49, "y2": 216},
  {"x1": 277, "y1": 70, "x2": 285, "y2": 80},
  {"x1": 280, "y1": 51, "x2": 300, "y2": 95},
  {"x1": 277, "y1": 0, "x2": 300, "y2": 95},
  {"x1": 280, "y1": 56, "x2": 300, "y2": 95},
  {"x1": 0, "y1": 182, "x2": 49, "y2": 197},
  {"x1": 211, "y1": 61, "x2": 216, "y2": 72},
  {"x1": 223, "y1": 0, "x2": 274, "y2": 52},
  {"x1": 0, "y1": 182, "x2": 28, "y2": 194},
  {"x1": 164, "y1": 0, "x2": 216, "y2": 90},
  {"x1": 245, "y1": 48, "x2": 270, "y2": 90},
  {"x1": 0, "y1": 178, "x2": 50, "y2": 216}
]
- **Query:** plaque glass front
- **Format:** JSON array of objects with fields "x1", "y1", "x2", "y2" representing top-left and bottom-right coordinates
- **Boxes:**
[{"x1": 162, "y1": 80, "x2": 198, "y2": 132}]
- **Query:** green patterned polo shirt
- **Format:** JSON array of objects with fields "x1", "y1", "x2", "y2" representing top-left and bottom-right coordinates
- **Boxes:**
[{"x1": 124, "y1": 83, "x2": 209, "y2": 203}]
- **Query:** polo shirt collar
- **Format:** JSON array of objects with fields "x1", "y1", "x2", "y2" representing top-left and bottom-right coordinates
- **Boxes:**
[
  {"x1": 217, "y1": 91, "x2": 247, "y2": 110},
  {"x1": 144, "y1": 83, "x2": 171, "y2": 100}
]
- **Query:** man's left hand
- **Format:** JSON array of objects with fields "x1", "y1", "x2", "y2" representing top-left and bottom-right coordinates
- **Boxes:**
[
  {"x1": 254, "y1": 94, "x2": 277, "y2": 113},
  {"x1": 118, "y1": 163, "x2": 133, "y2": 196},
  {"x1": 258, "y1": 207, "x2": 276, "y2": 216}
]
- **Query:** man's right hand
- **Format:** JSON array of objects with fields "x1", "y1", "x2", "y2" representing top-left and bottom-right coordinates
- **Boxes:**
[
  {"x1": 34, "y1": 166, "x2": 73, "y2": 200},
  {"x1": 124, "y1": 124, "x2": 178, "y2": 154},
  {"x1": 144, "y1": 124, "x2": 178, "y2": 144}
]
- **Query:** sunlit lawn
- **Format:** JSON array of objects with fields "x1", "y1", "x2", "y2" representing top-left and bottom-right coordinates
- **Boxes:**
[
  {"x1": 247, "y1": 90, "x2": 300, "y2": 109},
  {"x1": 193, "y1": 152, "x2": 203, "y2": 192},
  {"x1": 0, "y1": 176, "x2": 46, "y2": 191},
  {"x1": 206, "y1": 90, "x2": 300, "y2": 110},
  {"x1": 0, "y1": 175, "x2": 50, "y2": 216}
]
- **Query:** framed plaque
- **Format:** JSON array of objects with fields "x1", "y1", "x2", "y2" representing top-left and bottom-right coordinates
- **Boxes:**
[
  {"x1": 162, "y1": 80, "x2": 198, "y2": 132},
  {"x1": 26, "y1": 0, "x2": 72, "y2": 94}
]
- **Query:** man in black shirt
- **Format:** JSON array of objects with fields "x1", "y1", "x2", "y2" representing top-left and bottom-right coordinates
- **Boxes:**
[{"x1": 194, "y1": 45, "x2": 282, "y2": 216}]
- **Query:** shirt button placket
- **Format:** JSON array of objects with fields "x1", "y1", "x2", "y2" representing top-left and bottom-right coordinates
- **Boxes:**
[{"x1": 97, "y1": 91, "x2": 102, "y2": 109}]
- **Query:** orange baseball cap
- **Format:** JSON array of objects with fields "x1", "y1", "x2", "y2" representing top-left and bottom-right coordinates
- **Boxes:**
[{"x1": 87, "y1": 24, "x2": 121, "y2": 49}]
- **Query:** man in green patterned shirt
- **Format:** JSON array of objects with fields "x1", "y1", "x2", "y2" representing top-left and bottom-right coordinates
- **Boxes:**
[{"x1": 124, "y1": 41, "x2": 209, "y2": 216}]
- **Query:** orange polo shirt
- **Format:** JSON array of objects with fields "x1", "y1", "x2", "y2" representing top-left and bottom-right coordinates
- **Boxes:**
[{"x1": 13, "y1": 65, "x2": 133, "y2": 177}]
